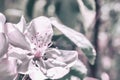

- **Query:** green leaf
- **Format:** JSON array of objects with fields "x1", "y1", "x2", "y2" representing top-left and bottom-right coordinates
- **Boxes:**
[
  {"x1": 51, "y1": 19, "x2": 96, "y2": 65},
  {"x1": 55, "y1": 0, "x2": 80, "y2": 28},
  {"x1": 58, "y1": 60, "x2": 87, "y2": 80},
  {"x1": 82, "y1": 0, "x2": 96, "y2": 10},
  {"x1": 77, "y1": 0, "x2": 96, "y2": 31},
  {"x1": 70, "y1": 60, "x2": 87, "y2": 79},
  {"x1": 26, "y1": 0, "x2": 36, "y2": 19},
  {"x1": 81, "y1": 48, "x2": 96, "y2": 65}
]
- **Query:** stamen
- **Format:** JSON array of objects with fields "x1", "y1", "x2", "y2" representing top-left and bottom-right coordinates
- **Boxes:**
[
  {"x1": 44, "y1": 43, "x2": 46, "y2": 46},
  {"x1": 36, "y1": 32, "x2": 39, "y2": 35},
  {"x1": 31, "y1": 37, "x2": 34, "y2": 40},
  {"x1": 48, "y1": 42, "x2": 53, "y2": 47},
  {"x1": 38, "y1": 45, "x2": 41, "y2": 48},
  {"x1": 33, "y1": 48, "x2": 36, "y2": 51}
]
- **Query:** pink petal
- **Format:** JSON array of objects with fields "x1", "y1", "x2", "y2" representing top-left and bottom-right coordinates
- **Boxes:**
[
  {"x1": 44, "y1": 59, "x2": 67, "y2": 69},
  {"x1": 0, "y1": 57, "x2": 18, "y2": 80},
  {"x1": 8, "y1": 45, "x2": 32, "y2": 61},
  {"x1": 31, "y1": 16, "x2": 53, "y2": 35},
  {"x1": 47, "y1": 67, "x2": 69, "y2": 79},
  {"x1": 0, "y1": 13, "x2": 6, "y2": 24},
  {"x1": 17, "y1": 59, "x2": 31, "y2": 74},
  {"x1": 26, "y1": 16, "x2": 53, "y2": 47},
  {"x1": 0, "y1": 33, "x2": 8, "y2": 58},
  {"x1": 0, "y1": 13, "x2": 6, "y2": 33},
  {"x1": 8, "y1": 46, "x2": 33, "y2": 74},
  {"x1": 25, "y1": 22, "x2": 36, "y2": 42},
  {"x1": 28, "y1": 60, "x2": 47, "y2": 80},
  {"x1": 14, "y1": 15, "x2": 26, "y2": 33},
  {"x1": 5, "y1": 23, "x2": 31, "y2": 50},
  {"x1": 34, "y1": 16, "x2": 53, "y2": 45},
  {"x1": 44, "y1": 48, "x2": 78, "y2": 68}
]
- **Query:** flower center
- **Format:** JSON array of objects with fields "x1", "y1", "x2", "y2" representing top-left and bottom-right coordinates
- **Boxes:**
[
  {"x1": 31, "y1": 32, "x2": 48, "y2": 48},
  {"x1": 33, "y1": 50, "x2": 41, "y2": 61}
]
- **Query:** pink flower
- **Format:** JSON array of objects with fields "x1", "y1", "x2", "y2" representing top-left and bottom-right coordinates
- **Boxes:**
[
  {"x1": 5, "y1": 15, "x2": 78, "y2": 79},
  {"x1": 0, "y1": 13, "x2": 18, "y2": 80}
]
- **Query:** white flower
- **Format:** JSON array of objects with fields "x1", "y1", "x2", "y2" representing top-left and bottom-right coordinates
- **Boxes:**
[
  {"x1": 0, "y1": 13, "x2": 18, "y2": 80},
  {"x1": 0, "y1": 13, "x2": 8, "y2": 58},
  {"x1": 5, "y1": 16, "x2": 78, "y2": 80}
]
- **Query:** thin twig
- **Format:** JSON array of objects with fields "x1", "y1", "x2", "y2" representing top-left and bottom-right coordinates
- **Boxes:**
[{"x1": 89, "y1": 0, "x2": 101, "y2": 78}]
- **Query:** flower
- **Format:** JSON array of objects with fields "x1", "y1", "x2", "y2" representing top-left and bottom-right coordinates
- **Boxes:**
[
  {"x1": 5, "y1": 16, "x2": 78, "y2": 80},
  {"x1": 0, "y1": 13, "x2": 18, "y2": 80},
  {"x1": 0, "y1": 13, "x2": 8, "y2": 58}
]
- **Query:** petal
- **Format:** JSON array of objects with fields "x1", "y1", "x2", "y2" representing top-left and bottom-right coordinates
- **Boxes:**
[
  {"x1": 43, "y1": 48, "x2": 67, "y2": 69},
  {"x1": 17, "y1": 59, "x2": 31, "y2": 74},
  {"x1": 5, "y1": 23, "x2": 31, "y2": 50},
  {"x1": 28, "y1": 60, "x2": 47, "y2": 80},
  {"x1": 44, "y1": 48, "x2": 78, "y2": 68},
  {"x1": 47, "y1": 67, "x2": 69, "y2": 79},
  {"x1": 8, "y1": 45, "x2": 31, "y2": 60},
  {"x1": 44, "y1": 48, "x2": 61, "y2": 59},
  {"x1": 26, "y1": 16, "x2": 53, "y2": 47},
  {"x1": 0, "y1": 57, "x2": 18, "y2": 80},
  {"x1": 44, "y1": 59, "x2": 67, "y2": 69},
  {"x1": 14, "y1": 15, "x2": 26, "y2": 33},
  {"x1": 36, "y1": 59, "x2": 47, "y2": 74},
  {"x1": 26, "y1": 21, "x2": 36, "y2": 37},
  {"x1": 33, "y1": 16, "x2": 53, "y2": 45},
  {"x1": 8, "y1": 46, "x2": 33, "y2": 74},
  {"x1": 0, "y1": 13, "x2": 6, "y2": 33},
  {"x1": 0, "y1": 33, "x2": 8, "y2": 58},
  {"x1": 31, "y1": 16, "x2": 53, "y2": 35},
  {"x1": 24, "y1": 22, "x2": 36, "y2": 43},
  {"x1": 0, "y1": 13, "x2": 6, "y2": 23}
]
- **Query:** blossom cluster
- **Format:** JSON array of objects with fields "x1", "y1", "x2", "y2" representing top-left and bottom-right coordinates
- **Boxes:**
[{"x1": 0, "y1": 13, "x2": 78, "y2": 80}]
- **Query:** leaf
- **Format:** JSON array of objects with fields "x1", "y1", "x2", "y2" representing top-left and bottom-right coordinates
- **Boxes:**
[
  {"x1": 58, "y1": 60, "x2": 87, "y2": 80},
  {"x1": 82, "y1": 0, "x2": 96, "y2": 10},
  {"x1": 77, "y1": 0, "x2": 96, "y2": 31},
  {"x1": 26, "y1": 0, "x2": 36, "y2": 19},
  {"x1": 70, "y1": 60, "x2": 87, "y2": 79},
  {"x1": 51, "y1": 20, "x2": 96, "y2": 64},
  {"x1": 14, "y1": 15, "x2": 26, "y2": 33},
  {"x1": 54, "y1": 0, "x2": 80, "y2": 28}
]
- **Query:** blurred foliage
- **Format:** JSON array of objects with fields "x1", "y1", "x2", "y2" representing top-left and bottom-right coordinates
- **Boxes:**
[{"x1": 82, "y1": 0, "x2": 95, "y2": 10}]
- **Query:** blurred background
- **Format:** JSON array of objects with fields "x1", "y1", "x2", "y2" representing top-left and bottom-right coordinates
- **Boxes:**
[{"x1": 0, "y1": 0, "x2": 120, "y2": 80}]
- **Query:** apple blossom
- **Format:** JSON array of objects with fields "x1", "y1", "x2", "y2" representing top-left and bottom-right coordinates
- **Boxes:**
[
  {"x1": 0, "y1": 13, "x2": 18, "y2": 80},
  {"x1": 5, "y1": 15, "x2": 78, "y2": 79}
]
